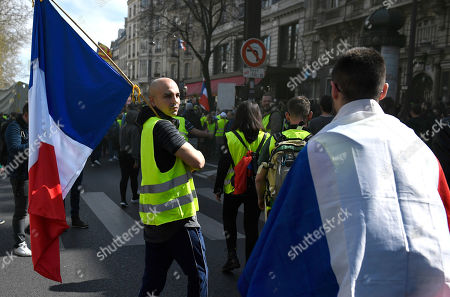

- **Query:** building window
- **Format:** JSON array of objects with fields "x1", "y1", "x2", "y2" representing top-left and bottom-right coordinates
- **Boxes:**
[
  {"x1": 279, "y1": 23, "x2": 298, "y2": 64},
  {"x1": 133, "y1": 5, "x2": 136, "y2": 17},
  {"x1": 140, "y1": 40, "x2": 147, "y2": 52},
  {"x1": 328, "y1": 0, "x2": 340, "y2": 8},
  {"x1": 416, "y1": 18, "x2": 437, "y2": 45},
  {"x1": 233, "y1": 39, "x2": 243, "y2": 71},
  {"x1": 184, "y1": 63, "x2": 190, "y2": 79},
  {"x1": 155, "y1": 39, "x2": 161, "y2": 52},
  {"x1": 263, "y1": 35, "x2": 271, "y2": 57},
  {"x1": 154, "y1": 16, "x2": 161, "y2": 30},
  {"x1": 140, "y1": 60, "x2": 147, "y2": 77},
  {"x1": 141, "y1": 0, "x2": 148, "y2": 8},
  {"x1": 129, "y1": 7, "x2": 131, "y2": 17},
  {"x1": 171, "y1": 39, "x2": 177, "y2": 55},
  {"x1": 128, "y1": 44, "x2": 131, "y2": 58},
  {"x1": 311, "y1": 41, "x2": 319, "y2": 60},
  {"x1": 214, "y1": 43, "x2": 229, "y2": 74},
  {"x1": 170, "y1": 64, "x2": 176, "y2": 78},
  {"x1": 132, "y1": 43, "x2": 135, "y2": 57},
  {"x1": 154, "y1": 62, "x2": 160, "y2": 77}
]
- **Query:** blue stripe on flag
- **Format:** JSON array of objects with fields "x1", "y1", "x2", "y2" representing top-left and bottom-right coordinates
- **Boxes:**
[
  {"x1": 30, "y1": 1, "x2": 131, "y2": 149},
  {"x1": 238, "y1": 146, "x2": 339, "y2": 297}
]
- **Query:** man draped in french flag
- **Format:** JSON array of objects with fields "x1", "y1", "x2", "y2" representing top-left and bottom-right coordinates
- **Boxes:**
[
  {"x1": 28, "y1": 0, "x2": 131, "y2": 282},
  {"x1": 239, "y1": 48, "x2": 450, "y2": 297}
]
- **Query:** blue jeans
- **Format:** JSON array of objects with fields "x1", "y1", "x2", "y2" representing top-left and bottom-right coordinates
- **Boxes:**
[{"x1": 138, "y1": 227, "x2": 208, "y2": 297}]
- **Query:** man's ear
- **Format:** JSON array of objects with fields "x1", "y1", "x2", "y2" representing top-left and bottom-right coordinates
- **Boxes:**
[
  {"x1": 331, "y1": 81, "x2": 339, "y2": 101},
  {"x1": 285, "y1": 111, "x2": 290, "y2": 122},
  {"x1": 149, "y1": 95, "x2": 156, "y2": 106},
  {"x1": 307, "y1": 111, "x2": 313, "y2": 121},
  {"x1": 378, "y1": 83, "x2": 389, "y2": 101}
]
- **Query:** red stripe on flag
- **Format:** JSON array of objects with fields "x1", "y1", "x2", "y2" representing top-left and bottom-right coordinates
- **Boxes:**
[
  {"x1": 437, "y1": 159, "x2": 450, "y2": 231},
  {"x1": 28, "y1": 142, "x2": 69, "y2": 283}
]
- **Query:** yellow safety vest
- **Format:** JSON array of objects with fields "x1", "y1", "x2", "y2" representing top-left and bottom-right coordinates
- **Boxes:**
[
  {"x1": 139, "y1": 117, "x2": 199, "y2": 226},
  {"x1": 206, "y1": 120, "x2": 217, "y2": 135},
  {"x1": 215, "y1": 118, "x2": 228, "y2": 137},
  {"x1": 262, "y1": 113, "x2": 271, "y2": 132},
  {"x1": 223, "y1": 130, "x2": 268, "y2": 194},
  {"x1": 175, "y1": 116, "x2": 188, "y2": 141},
  {"x1": 200, "y1": 116, "x2": 207, "y2": 128}
]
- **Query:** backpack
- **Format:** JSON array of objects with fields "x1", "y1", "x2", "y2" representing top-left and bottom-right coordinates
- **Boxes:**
[
  {"x1": 231, "y1": 131, "x2": 267, "y2": 195},
  {"x1": 0, "y1": 119, "x2": 13, "y2": 166},
  {"x1": 264, "y1": 132, "x2": 312, "y2": 216}
]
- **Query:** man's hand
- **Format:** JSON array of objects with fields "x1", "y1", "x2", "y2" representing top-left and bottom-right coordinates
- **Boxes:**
[
  {"x1": 258, "y1": 196, "x2": 265, "y2": 211},
  {"x1": 215, "y1": 192, "x2": 222, "y2": 202}
]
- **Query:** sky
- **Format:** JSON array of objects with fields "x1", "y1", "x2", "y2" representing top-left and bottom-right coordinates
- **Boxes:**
[{"x1": 16, "y1": 0, "x2": 128, "y2": 83}]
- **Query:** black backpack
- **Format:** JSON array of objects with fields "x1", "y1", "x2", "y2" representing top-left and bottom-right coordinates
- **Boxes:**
[{"x1": 0, "y1": 119, "x2": 13, "y2": 166}]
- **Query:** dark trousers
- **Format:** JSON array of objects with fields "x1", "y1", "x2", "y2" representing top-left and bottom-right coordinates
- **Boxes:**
[
  {"x1": 68, "y1": 172, "x2": 83, "y2": 217},
  {"x1": 138, "y1": 227, "x2": 208, "y2": 297},
  {"x1": 223, "y1": 187, "x2": 261, "y2": 260},
  {"x1": 11, "y1": 177, "x2": 27, "y2": 247},
  {"x1": 91, "y1": 145, "x2": 101, "y2": 162},
  {"x1": 119, "y1": 151, "x2": 139, "y2": 202}
]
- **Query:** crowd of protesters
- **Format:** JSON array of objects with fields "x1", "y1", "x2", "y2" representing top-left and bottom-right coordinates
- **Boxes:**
[{"x1": 0, "y1": 59, "x2": 449, "y2": 296}]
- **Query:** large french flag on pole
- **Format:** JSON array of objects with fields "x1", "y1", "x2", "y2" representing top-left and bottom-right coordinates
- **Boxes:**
[
  {"x1": 28, "y1": 0, "x2": 131, "y2": 282},
  {"x1": 239, "y1": 100, "x2": 450, "y2": 297}
]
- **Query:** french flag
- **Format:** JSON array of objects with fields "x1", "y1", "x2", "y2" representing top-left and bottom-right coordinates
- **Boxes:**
[
  {"x1": 239, "y1": 100, "x2": 450, "y2": 297},
  {"x1": 199, "y1": 80, "x2": 209, "y2": 112},
  {"x1": 178, "y1": 38, "x2": 186, "y2": 51},
  {"x1": 28, "y1": 0, "x2": 131, "y2": 282}
]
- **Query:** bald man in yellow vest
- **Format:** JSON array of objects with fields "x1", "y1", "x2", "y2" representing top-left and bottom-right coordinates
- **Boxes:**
[{"x1": 136, "y1": 78, "x2": 208, "y2": 297}]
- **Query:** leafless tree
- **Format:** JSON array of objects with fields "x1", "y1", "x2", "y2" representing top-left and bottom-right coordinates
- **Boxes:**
[
  {"x1": 0, "y1": 0, "x2": 32, "y2": 88},
  {"x1": 141, "y1": 0, "x2": 242, "y2": 109}
]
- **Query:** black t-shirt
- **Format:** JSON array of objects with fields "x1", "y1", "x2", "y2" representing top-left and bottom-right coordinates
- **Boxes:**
[{"x1": 137, "y1": 106, "x2": 200, "y2": 243}]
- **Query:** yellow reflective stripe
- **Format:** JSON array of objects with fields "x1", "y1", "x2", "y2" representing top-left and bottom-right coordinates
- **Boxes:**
[
  {"x1": 141, "y1": 172, "x2": 192, "y2": 194},
  {"x1": 139, "y1": 190, "x2": 198, "y2": 214},
  {"x1": 140, "y1": 198, "x2": 199, "y2": 226}
]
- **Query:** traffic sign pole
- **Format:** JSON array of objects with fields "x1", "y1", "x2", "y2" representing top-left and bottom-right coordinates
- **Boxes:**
[{"x1": 241, "y1": 38, "x2": 266, "y2": 102}]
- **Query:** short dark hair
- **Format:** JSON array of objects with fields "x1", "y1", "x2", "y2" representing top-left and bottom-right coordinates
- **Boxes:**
[
  {"x1": 262, "y1": 92, "x2": 273, "y2": 98},
  {"x1": 319, "y1": 95, "x2": 333, "y2": 114},
  {"x1": 331, "y1": 47, "x2": 386, "y2": 102},
  {"x1": 287, "y1": 96, "x2": 310, "y2": 120},
  {"x1": 23, "y1": 103, "x2": 28, "y2": 114}
]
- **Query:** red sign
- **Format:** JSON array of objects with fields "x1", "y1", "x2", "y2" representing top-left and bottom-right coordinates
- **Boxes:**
[{"x1": 241, "y1": 38, "x2": 266, "y2": 68}]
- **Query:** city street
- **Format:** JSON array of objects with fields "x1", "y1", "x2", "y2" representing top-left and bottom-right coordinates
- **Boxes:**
[{"x1": 0, "y1": 158, "x2": 262, "y2": 297}]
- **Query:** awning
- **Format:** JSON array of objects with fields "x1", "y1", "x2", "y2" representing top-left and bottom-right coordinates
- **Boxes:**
[{"x1": 186, "y1": 75, "x2": 261, "y2": 96}]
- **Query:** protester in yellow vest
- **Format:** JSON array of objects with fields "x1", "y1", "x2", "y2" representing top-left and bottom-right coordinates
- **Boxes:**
[
  {"x1": 136, "y1": 78, "x2": 208, "y2": 297},
  {"x1": 261, "y1": 93, "x2": 283, "y2": 134},
  {"x1": 256, "y1": 96, "x2": 313, "y2": 218},
  {"x1": 215, "y1": 112, "x2": 228, "y2": 156},
  {"x1": 213, "y1": 101, "x2": 268, "y2": 272}
]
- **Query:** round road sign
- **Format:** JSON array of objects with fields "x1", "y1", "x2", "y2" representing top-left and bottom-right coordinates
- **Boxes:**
[{"x1": 241, "y1": 38, "x2": 266, "y2": 68}]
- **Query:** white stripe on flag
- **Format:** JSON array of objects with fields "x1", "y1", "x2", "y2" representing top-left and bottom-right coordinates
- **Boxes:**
[{"x1": 28, "y1": 59, "x2": 92, "y2": 198}]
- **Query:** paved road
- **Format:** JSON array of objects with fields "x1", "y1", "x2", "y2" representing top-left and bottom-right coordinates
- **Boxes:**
[{"x1": 0, "y1": 158, "x2": 264, "y2": 297}]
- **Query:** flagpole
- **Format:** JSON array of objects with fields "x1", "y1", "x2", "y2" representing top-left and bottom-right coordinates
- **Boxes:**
[{"x1": 47, "y1": 0, "x2": 160, "y2": 118}]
